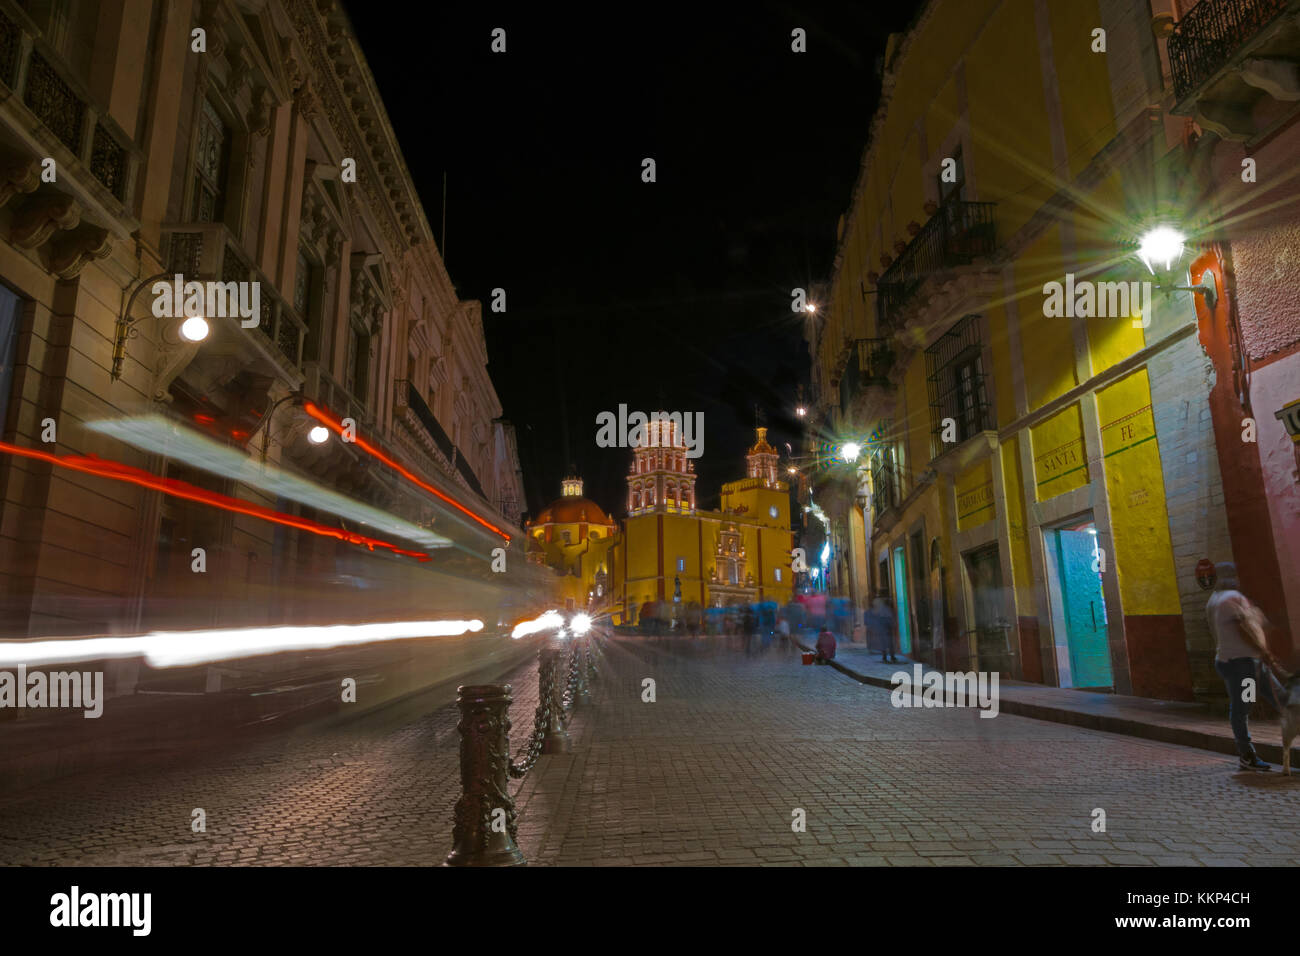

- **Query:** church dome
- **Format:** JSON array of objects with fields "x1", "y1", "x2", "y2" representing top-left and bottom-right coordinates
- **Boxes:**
[
  {"x1": 748, "y1": 426, "x2": 778, "y2": 456},
  {"x1": 537, "y1": 496, "x2": 613, "y2": 525}
]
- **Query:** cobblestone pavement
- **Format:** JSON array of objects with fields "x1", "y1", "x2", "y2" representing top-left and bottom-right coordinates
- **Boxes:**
[
  {"x1": 0, "y1": 655, "x2": 544, "y2": 866},
  {"x1": 512, "y1": 635, "x2": 1300, "y2": 866},
  {"x1": 3, "y1": 634, "x2": 1299, "y2": 866}
]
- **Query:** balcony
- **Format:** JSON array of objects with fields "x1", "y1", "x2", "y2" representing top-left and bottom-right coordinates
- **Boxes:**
[
  {"x1": 162, "y1": 223, "x2": 307, "y2": 375},
  {"x1": 395, "y1": 379, "x2": 490, "y2": 502},
  {"x1": 876, "y1": 200, "x2": 996, "y2": 334},
  {"x1": 1168, "y1": 0, "x2": 1300, "y2": 141},
  {"x1": 838, "y1": 337, "x2": 897, "y2": 428},
  {"x1": 0, "y1": 3, "x2": 139, "y2": 210}
]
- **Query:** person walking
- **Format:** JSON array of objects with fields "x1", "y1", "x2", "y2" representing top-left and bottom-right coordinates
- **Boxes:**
[
  {"x1": 870, "y1": 592, "x2": 900, "y2": 664},
  {"x1": 1208, "y1": 562, "x2": 1279, "y2": 772}
]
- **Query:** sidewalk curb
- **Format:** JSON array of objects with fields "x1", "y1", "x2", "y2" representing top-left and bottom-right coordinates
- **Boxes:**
[{"x1": 789, "y1": 637, "x2": 1289, "y2": 765}]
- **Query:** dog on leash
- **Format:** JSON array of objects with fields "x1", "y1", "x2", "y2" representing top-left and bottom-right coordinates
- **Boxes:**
[{"x1": 1264, "y1": 661, "x2": 1300, "y2": 776}]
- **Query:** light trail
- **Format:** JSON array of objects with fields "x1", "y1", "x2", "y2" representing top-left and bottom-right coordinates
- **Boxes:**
[
  {"x1": 84, "y1": 416, "x2": 453, "y2": 552},
  {"x1": 0, "y1": 619, "x2": 485, "y2": 669},
  {"x1": 303, "y1": 401, "x2": 511, "y2": 542},
  {"x1": 511, "y1": 610, "x2": 564, "y2": 639},
  {"x1": 0, "y1": 440, "x2": 432, "y2": 561}
]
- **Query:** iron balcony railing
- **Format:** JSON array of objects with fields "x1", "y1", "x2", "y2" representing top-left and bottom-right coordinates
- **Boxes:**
[
  {"x1": 1168, "y1": 0, "x2": 1291, "y2": 104},
  {"x1": 877, "y1": 200, "x2": 997, "y2": 333},
  {"x1": 162, "y1": 223, "x2": 308, "y2": 372},
  {"x1": 0, "y1": 2, "x2": 138, "y2": 205},
  {"x1": 405, "y1": 380, "x2": 456, "y2": 463},
  {"x1": 839, "y1": 337, "x2": 895, "y2": 414},
  {"x1": 305, "y1": 362, "x2": 371, "y2": 433},
  {"x1": 403, "y1": 379, "x2": 488, "y2": 500}
]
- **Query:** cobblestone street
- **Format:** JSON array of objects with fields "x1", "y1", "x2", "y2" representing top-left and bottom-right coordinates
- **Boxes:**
[{"x1": 3, "y1": 635, "x2": 1300, "y2": 866}]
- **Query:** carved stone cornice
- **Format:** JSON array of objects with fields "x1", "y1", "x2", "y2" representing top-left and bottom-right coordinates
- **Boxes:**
[
  {"x1": 50, "y1": 224, "x2": 111, "y2": 279},
  {"x1": 11, "y1": 193, "x2": 80, "y2": 249},
  {"x1": 286, "y1": 0, "x2": 433, "y2": 256},
  {"x1": 0, "y1": 158, "x2": 40, "y2": 211}
]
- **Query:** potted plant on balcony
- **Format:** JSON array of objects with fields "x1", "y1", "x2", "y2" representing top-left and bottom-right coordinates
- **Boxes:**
[
  {"x1": 879, "y1": 254, "x2": 893, "y2": 269},
  {"x1": 907, "y1": 220, "x2": 921, "y2": 236},
  {"x1": 894, "y1": 239, "x2": 908, "y2": 255},
  {"x1": 924, "y1": 200, "x2": 939, "y2": 217}
]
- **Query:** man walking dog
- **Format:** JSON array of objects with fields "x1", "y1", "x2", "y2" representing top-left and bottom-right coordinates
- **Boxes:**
[{"x1": 1208, "y1": 562, "x2": 1280, "y2": 772}]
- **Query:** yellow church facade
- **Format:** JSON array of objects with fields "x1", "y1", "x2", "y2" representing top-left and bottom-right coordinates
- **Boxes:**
[
  {"x1": 611, "y1": 422, "x2": 794, "y2": 625},
  {"x1": 524, "y1": 476, "x2": 619, "y2": 612}
]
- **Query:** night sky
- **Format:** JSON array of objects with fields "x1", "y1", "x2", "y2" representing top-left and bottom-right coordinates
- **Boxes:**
[{"x1": 343, "y1": 2, "x2": 923, "y2": 517}]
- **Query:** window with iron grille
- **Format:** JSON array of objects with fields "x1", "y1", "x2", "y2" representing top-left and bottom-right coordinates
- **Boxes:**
[
  {"x1": 192, "y1": 98, "x2": 230, "y2": 223},
  {"x1": 925, "y1": 314, "x2": 990, "y2": 455},
  {"x1": 296, "y1": 248, "x2": 324, "y2": 361},
  {"x1": 871, "y1": 444, "x2": 899, "y2": 521},
  {"x1": 346, "y1": 326, "x2": 369, "y2": 405}
]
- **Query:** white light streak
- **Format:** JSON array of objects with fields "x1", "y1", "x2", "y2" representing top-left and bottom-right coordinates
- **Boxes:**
[{"x1": 0, "y1": 619, "x2": 484, "y2": 669}]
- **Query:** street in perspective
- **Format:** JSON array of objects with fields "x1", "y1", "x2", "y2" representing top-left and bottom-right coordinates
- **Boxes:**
[{"x1": 0, "y1": 0, "x2": 1298, "y2": 939}]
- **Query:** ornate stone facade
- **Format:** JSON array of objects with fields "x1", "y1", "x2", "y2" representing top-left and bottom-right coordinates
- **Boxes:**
[{"x1": 0, "y1": 0, "x2": 525, "y2": 643}]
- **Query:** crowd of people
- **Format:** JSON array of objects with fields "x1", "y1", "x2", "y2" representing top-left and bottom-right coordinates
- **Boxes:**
[{"x1": 625, "y1": 592, "x2": 904, "y2": 664}]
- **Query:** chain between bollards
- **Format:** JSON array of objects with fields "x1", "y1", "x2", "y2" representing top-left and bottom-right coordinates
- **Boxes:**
[{"x1": 446, "y1": 629, "x2": 605, "y2": 866}]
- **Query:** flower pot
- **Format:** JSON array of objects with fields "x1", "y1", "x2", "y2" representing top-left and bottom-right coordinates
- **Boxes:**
[{"x1": 801, "y1": 651, "x2": 815, "y2": 666}]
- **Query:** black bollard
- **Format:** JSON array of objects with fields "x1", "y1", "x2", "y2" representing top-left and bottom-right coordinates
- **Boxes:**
[
  {"x1": 540, "y1": 640, "x2": 571, "y2": 754},
  {"x1": 444, "y1": 684, "x2": 526, "y2": 867}
]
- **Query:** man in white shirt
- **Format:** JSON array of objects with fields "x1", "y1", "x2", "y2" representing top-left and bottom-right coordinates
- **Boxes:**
[{"x1": 1208, "y1": 562, "x2": 1278, "y2": 772}]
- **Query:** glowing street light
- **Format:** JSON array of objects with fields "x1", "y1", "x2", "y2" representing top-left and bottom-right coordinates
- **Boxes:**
[
  {"x1": 570, "y1": 612, "x2": 592, "y2": 635},
  {"x1": 179, "y1": 316, "x2": 210, "y2": 342},
  {"x1": 308, "y1": 425, "x2": 330, "y2": 445},
  {"x1": 806, "y1": 304, "x2": 817, "y2": 313},
  {"x1": 1134, "y1": 224, "x2": 1218, "y2": 309},
  {"x1": 839, "y1": 442, "x2": 861, "y2": 463},
  {"x1": 1137, "y1": 226, "x2": 1186, "y2": 275},
  {"x1": 796, "y1": 405, "x2": 807, "y2": 417}
]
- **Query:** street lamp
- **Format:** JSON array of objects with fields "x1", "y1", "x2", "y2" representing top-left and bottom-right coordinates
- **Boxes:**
[
  {"x1": 113, "y1": 270, "x2": 210, "y2": 380},
  {"x1": 260, "y1": 388, "x2": 326, "y2": 463},
  {"x1": 1135, "y1": 225, "x2": 1219, "y2": 310},
  {"x1": 179, "y1": 316, "x2": 210, "y2": 343},
  {"x1": 839, "y1": 442, "x2": 861, "y2": 463}
]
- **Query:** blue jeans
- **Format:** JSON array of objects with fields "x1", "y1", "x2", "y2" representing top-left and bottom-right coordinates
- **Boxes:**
[{"x1": 1215, "y1": 657, "x2": 1278, "y2": 758}]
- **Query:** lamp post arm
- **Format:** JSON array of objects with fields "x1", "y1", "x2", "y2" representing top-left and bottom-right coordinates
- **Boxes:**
[{"x1": 112, "y1": 271, "x2": 177, "y2": 382}]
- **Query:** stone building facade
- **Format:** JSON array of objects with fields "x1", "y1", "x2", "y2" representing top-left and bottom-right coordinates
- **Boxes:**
[{"x1": 0, "y1": 0, "x2": 526, "y2": 644}]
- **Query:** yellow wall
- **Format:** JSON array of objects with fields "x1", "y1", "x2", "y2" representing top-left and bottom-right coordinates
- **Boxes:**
[
  {"x1": 1096, "y1": 370, "x2": 1181, "y2": 615},
  {"x1": 1031, "y1": 403, "x2": 1089, "y2": 501},
  {"x1": 1001, "y1": 435, "x2": 1036, "y2": 615}
]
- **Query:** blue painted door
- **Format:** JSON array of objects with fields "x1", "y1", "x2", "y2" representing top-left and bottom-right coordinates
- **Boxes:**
[
  {"x1": 892, "y1": 547, "x2": 911, "y2": 654},
  {"x1": 1056, "y1": 529, "x2": 1112, "y2": 687}
]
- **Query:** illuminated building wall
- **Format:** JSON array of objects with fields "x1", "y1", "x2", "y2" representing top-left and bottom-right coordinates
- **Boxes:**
[
  {"x1": 0, "y1": 1, "x2": 525, "y2": 644},
  {"x1": 805, "y1": 0, "x2": 1294, "y2": 702}
]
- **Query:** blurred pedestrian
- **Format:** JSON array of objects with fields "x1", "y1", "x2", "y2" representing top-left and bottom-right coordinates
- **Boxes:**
[
  {"x1": 815, "y1": 627, "x2": 837, "y2": 664},
  {"x1": 870, "y1": 592, "x2": 899, "y2": 664},
  {"x1": 1208, "y1": 562, "x2": 1279, "y2": 772}
]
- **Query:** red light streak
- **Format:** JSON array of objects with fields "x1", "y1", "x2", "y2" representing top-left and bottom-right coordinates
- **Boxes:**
[
  {"x1": 302, "y1": 401, "x2": 511, "y2": 541},
  {"x1": 0, "y1": 440, "x2": 431, "y2": 561}
]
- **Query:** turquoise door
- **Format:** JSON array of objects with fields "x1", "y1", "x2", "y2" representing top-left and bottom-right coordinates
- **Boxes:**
[
  {"x1": 892, "y1": 547, "x2": 911, "y2": 654},
  {"x1": 1055, "y1": 529, "x2": 1111, "y2": 687}
]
